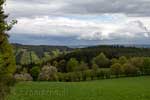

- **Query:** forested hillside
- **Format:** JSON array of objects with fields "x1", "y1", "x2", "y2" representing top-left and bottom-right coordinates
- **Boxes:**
[
  {"x1": 54, "y1": 45, "x2": 150, "y2": 64},
  {"x1": 12, "y1": 43, "x2": 73, "y2": 64},
  {"x1": 13, "y1": 44, "x2": 150, "y2": 67}
]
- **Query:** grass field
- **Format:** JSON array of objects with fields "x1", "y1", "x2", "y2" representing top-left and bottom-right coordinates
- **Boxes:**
[{"x1": 8, "y1": 76, "x2": 150, "y2": 100}]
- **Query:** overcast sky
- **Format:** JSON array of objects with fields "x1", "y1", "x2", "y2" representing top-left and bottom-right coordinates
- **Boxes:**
[{"x1": 4, "y1": 0, "x2": 150, "y2": 45}]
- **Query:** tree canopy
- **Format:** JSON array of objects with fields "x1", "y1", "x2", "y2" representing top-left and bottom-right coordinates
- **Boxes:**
[{"x1": 0, "y1": 0, "x2": 16, "y2": 99}]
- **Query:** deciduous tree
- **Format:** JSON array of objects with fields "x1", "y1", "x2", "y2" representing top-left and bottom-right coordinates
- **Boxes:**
[
  {"x1": 0, "y1": 0, "x2": 16, "y2": 99},
  {"x1": 92, "y1": 53, "x2": 109, "y2": 68},
  {"x1": 66, "y1": 58, "x2": 79, "y2": 72}
]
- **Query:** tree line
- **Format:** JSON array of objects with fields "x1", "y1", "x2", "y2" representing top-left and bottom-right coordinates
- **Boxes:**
[
  {"x1": 53, "y1": 45, "x2": 150, "y2": 65},
  {"x1": 14, "y1": 52, "x2": 150, "y2": 82}
]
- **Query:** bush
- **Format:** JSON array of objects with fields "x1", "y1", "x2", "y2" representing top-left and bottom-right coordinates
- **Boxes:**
[
  {"x1": 77, "y1": 61, "x2": 88, "y2": 72},
  {"x1": 104, "y1": 70, "x2": 111, "y2": 79},
  {"x1": 118, "y1": 56, "x2": 128, "y2": 65},
  {"x1": 14, "y1": 73, "x2": 33, "y2": 81},
  {"x1": 130, "y1": 57, "x2": 144, "y2": 75},
  {"x1": 82, "y1": 70, "x2": 91, "y2": 81},
  {"x1": 67, "y1": 72, "x2": 77, "y2": 82},
  {"x1": 143, "y1": 57, "x2": 150, "y2": 75},
  {"x1": 111, "y1": 63, "x2": 123, "y2": 78},
  {"x1": 64, "y1": 73, "x2": 72, "y2": 82},
  {"x1": 96, "y1": 69, "x2": 105, "y2": 79},
  {"x1": 111, "y1": 58, "x2": 118, "y2": 65},
  {"x1": 91, "y1": 63, "x2": 99, "y2": 77},
  {"x1": 38, "y1": 65, "x2": 58, "y2": 81},
  {"x1": 30, "y1": 66, "x2": 40, "y2": 81},
  {"x1": 74, "y1": 71, "x2": 82, "y2": 81},
  {"x1": 123, "y1": 63, "x2": 139, "y2": 76},
  {"x1": 90, "y1": 70, "x2": 95, "y2": 80},
  {"x1": 57, "y1": 72, "x2": 64, "y2": 82}
]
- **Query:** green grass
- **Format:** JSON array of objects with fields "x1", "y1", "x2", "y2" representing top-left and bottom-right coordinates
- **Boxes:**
[{"x1": 8, "y1": 76, "x2": 150, "y2": 100}]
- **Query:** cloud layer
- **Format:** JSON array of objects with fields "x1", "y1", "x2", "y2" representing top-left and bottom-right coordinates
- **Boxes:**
[
  {"x1": 5, "y1": 0, "x2": 150, "y2": 17},
  {"x1": 4, "y1": 0, "x2": 150, "y2": 45},
  {"x1": 10, "y1": 15, "x2": 150, "y2": 41}
]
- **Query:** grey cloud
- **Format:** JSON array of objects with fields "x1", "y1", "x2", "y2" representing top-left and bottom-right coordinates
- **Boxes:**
[
  {"x1": 5, "y1": 0, "x2": 150, "y2": 18},
  {"x1": 62, "y1": 0, "x2": 150, "y2": 16},
  {"x1": 5, "y1": 0, "x2": 150, "y2": 45}
]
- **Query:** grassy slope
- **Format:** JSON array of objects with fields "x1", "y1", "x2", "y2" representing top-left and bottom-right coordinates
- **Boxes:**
[{"x1": 8, "y1": 76, "x2": 150, "y2": 100}]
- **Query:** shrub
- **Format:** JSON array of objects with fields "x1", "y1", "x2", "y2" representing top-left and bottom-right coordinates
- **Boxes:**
[
  {"x1": 38, "y1": 65, "x2": 58, "y2": 81},
  {"x1": 90, "y1": 70, "x2": 95, "y2": 80},
  {"x1": 119, "y1": 56, "x2": 128, "y2": 65},
  {"x1": 65, "y1": 72, "x2": 77, "y2": 82},
  {"x1": 96, "y1": 69, "x2": 105, "y2": 79},
  {"x1": 111, "y1": 58, "x2": 119, "y2": 65},
  {"x1": 64, "y1": 73, "x2": 71, "y2": 82},
  {"x1": 57, "y1": 72, "x2": 64, "y2": 82},
  {"x1": 74, "y1": 71, "x2": 82, "y2": 81},
  {"x1": 77, "y1": 61, "x2": 88, "y2": 72},
  {"x1": 82, "y1": 70, "x2": 91, "y2": 81},
  {"x1": 111, "y1": 63, "x2": 123, "y2": 78},
  {"x1": 14, "y1": 73, "x2": 33, "y2": 81},
  {"x1": 130, "y1": 57, "x2": 144, "y2": 75},
  {"x1": 30, "y1": 66, "x2": 40, "y2": 81},
  {"x1": 143, "y1": 57, "x2": 150, "y2": 75},
  {"x1": 104, "y1": 70, "x2": 111, "y2": 79},
  {"x1": 123, "y1": 63, "x2": 139, "y2": 76}
]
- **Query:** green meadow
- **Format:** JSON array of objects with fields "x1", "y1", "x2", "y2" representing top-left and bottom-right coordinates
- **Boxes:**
[{"x1": 8, "y1": 76, "x2": 150, "y2": 100}]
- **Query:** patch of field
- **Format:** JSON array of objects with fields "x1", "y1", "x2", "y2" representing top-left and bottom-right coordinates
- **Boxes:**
[{"x1": 8, "y1": 76, "x2": 150, "y2": 100}]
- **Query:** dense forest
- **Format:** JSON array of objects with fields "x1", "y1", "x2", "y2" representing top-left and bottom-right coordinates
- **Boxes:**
[
  {"x1": 53, "y1": 45, "x2": 150, "y2": 66},
  {"x1": 13, "y1": 44, "x2": 150, "y2": 65}
]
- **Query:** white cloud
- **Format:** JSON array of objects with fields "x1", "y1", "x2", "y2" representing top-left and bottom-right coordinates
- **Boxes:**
[
  {"x1": 10, "y1": 15, "x2": 150, "y2": 41},
  {"x1": 5, "y1": 0, "x2": 150, "y2": 44}
]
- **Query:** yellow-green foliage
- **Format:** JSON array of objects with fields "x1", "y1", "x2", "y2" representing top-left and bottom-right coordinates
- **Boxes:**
[{"x1": 0, "y1": 0, "x2": 16, "y2": 99}]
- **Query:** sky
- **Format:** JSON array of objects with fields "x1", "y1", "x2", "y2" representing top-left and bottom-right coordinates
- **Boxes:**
[{"x1": 4, "y1": 0, "x2": 150, "y2": 45}]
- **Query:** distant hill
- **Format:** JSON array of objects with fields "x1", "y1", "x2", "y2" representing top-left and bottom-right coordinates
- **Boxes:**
[
  {"x1": 53, "y1": 45, "x2": 150, "y2": 65},
  {"x1": 12, "y1": 43, "x2": 150, "y2": 65},
  {"x1": 12, "y1": 43, "x2": 73, "y2": 64},
  {"x1": 124, "y1": 44, "x2": 150, "y2": 48},
  {"x1": 13, "y1": 43, "x2": 72, "y2": 56},
  {"x1": 68, "y1": 44, "x2": 150, "y2": 49}
]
